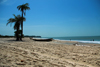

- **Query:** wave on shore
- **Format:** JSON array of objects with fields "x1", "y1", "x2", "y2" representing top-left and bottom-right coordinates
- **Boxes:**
[
  {"x1": 56, "y1": 39, "x2": 100, "y2": 44},
  {"x1": 43, "y1": 36, "x2": 100, "y2": 44},
  {"x1": 79, "y1": 41, "x2": 100, "y2": 44}
]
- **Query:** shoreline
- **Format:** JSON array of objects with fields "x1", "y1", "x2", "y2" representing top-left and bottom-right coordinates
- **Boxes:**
[
  {"x1": 54, "y1": 39, "x2": 100, "y2": 44},
  {"x1": 0, "y1": 38, "x2": 100, "y2": 67},
  {"x1": 53, "y1": 39, "x2": 100, "y2": 47}
]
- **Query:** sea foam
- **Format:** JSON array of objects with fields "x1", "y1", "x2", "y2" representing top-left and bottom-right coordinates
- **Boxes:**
[
  {"x1": 79, "y1": 41, "x2": 100, "y2": 44},
  {"x1": 54, "y1": 39, "x2": 100, "y2": 44}
]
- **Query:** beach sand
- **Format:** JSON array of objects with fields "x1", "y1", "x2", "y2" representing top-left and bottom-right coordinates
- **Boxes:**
[{"x1": 0, "y1": 38, "x2": 100, "y2": 67}]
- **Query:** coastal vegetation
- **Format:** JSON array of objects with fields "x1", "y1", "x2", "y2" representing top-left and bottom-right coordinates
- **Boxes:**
[
  {"x1": 14, "y1": 30, "x2": 24, "y2": 38},
  {"x1": 6, "y1": 14, "x2": 26, "y2": 40},
  {"x1": 6, "y1": 3, "x2": 30, "y2": 41},
  {"x1": 0, "y1": 35, "x2": 14, "y2": 38},
  {"x1": 0, "y1": 34, "x2": 41, "y2": 38},
  {"x1": 17, "y1": 3, "x2": 30, "y2": 40}
]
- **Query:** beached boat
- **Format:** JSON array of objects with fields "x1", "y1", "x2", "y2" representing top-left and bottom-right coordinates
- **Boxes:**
[{"x1": 32, "y1": 38, "x2": 53, "y2": 41}]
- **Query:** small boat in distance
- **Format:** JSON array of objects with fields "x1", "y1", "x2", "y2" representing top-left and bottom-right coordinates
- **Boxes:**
[{"x1": 32, "y1": 38, "x2": 53, "y2": 41}]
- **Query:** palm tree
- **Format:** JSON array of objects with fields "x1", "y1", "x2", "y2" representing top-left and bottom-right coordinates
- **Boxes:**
[
  {"x1": 7, "y1": 14, "x2": 26, "y2": 41},
  {"x1": 17, "y1": 3, "x2": 30, "y2": 40}
]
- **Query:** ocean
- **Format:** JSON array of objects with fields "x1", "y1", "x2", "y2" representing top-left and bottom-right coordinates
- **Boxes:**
[{"x1": 44, "y1": 36, "x2": 100, "y2": 44}]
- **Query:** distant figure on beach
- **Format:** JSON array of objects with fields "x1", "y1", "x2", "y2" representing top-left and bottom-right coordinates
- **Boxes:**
[{"x1": 93, "y1": 39, "x2": 94, "y2": 41}]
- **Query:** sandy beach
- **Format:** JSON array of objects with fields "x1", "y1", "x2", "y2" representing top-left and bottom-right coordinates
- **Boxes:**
[{"x1": 0, "y1": 38, "x2": 100, "y2": 67}]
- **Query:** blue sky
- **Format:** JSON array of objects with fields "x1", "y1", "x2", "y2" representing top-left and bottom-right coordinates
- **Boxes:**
[{"x1": 0, "y1": 0, "x2": 100, "y2": 37}]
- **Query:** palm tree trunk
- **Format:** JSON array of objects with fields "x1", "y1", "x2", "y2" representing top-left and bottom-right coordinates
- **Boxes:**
[
  {"x1": 20, "y1": 10, "x2": 23, "y2": 41},
  {"x1": 16, "y1": 25, "x2": 19, "y2": 41}
]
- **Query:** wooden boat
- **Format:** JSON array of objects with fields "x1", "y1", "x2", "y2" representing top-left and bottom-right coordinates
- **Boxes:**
[{"x1": 32, "y1": 38, "x2": 53, "y2": 41}]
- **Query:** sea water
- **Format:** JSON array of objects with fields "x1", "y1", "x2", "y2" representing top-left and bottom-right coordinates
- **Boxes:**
[{"x1": 44, "y1": 36, "x2": 100, "y2": 44}]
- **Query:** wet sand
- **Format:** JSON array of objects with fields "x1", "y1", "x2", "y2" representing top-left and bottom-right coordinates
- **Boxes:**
[{"x1": 0, "y1": 38, "x2": 100, "y2": 67}]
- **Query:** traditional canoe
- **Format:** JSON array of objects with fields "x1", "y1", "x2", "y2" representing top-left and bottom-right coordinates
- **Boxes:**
[{"x1": 32, "y1": 38, "x2": 53, "y2": 41}]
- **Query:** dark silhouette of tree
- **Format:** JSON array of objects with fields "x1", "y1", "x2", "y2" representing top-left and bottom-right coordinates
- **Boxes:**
[
  {"x1": 14, "y1": 30, "x2": 24, "y2": 38},
  {"x1": 17, "y1": 3, "x2": 30, "y2": 40},
  {"x1": 6, "y1": 14, "x2": 26, "y2": 41}
]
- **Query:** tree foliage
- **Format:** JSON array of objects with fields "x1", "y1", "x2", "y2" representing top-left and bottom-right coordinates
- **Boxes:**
[
  {"x1": 17, "y1": 3, "x2": 30, "y2": 15},
  {"x1": 7, "y1": 14, "x2": 26, "y2": 40},
  {"x1": 17, "y1": 3, "x2": 30, "y2": 40}
]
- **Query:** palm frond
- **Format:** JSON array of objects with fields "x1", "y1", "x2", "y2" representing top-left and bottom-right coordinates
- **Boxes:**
[
  {"x1": 7, "y1": 14, "x2": 26, "y2": 30},
  {"x1": 17, "y1": 3, "x2": 30, "y2": 12},
  {"x1": 17, "y1": 5, "x2": 21, "y2": 10},
  {"x1": 24, "y1": 3, "x2": 29, "y2": 6},
  {"x1": 6, "y1": 18, "x2": 15, "y2": 26}
]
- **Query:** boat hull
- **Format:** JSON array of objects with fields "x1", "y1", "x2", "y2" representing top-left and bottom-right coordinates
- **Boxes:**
[{"x1": 32, "y1": 38, "x2": 53, "y2": 41}]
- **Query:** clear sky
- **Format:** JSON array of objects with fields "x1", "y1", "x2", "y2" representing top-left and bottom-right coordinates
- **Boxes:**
[{"x1": 0, "y1": 0, "x2": 100, "y2": 37}]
